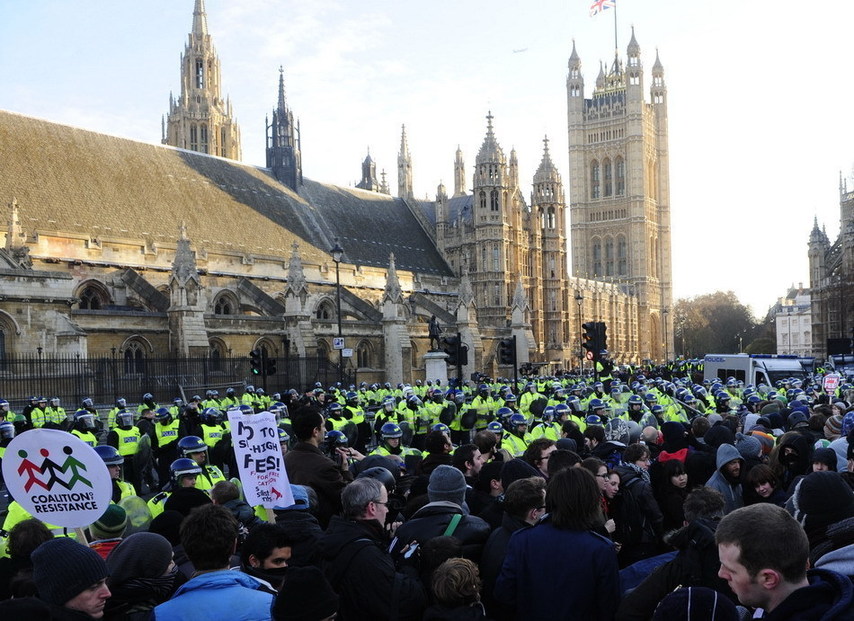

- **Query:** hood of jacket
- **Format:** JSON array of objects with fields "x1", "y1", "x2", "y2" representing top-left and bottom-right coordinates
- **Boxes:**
[
  {"x1": 410, "y1": 500, "x2": 465, "y2": 519},
  {"x1": 815, "y1": 544, "x2": 854, "y2": 580},
  {"x1": 715, "y1": 443, "x2": 743, "y2": 471},
  {"x1": 664, "y1": 517, "x2": 718, "y2": 550},
  {"x1": 171, "y1": 569, "x2": 267, "y2": 598},
  {"x1": 768, "y1": 567, "x2": 854, "y2": 620},
  {"x1": 274, "y1": 509, "x2": 322, "y2": 538}
]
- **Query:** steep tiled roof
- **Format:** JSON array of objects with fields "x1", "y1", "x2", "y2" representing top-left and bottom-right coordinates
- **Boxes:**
[{"x1": 0, "y1": 110, "x2": 453, "y2": 276}]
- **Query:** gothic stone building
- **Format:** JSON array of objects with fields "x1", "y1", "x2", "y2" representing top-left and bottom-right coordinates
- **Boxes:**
[
  {"x1": 0, "y1": 2, "x2": 672, "y2": 387},
  {"x1": 809, "y1": 178, "x2": 854, "y2": 359}
]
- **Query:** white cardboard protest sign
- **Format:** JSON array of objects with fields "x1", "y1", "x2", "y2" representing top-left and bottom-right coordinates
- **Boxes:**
[
  {"x1": 824, "y1": 373, "x2": 841, "y2": 395},
  {"x1": 227, "y1": 410, "x2": 293, "y2": 509},
  {"x1": 1, "y1": 429, "x2": 112, "y2": 529}
]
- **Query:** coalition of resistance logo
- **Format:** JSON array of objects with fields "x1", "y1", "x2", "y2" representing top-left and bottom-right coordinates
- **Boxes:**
[{"x1": 16, "y1": 444, "x2": 98, "y2": 513}]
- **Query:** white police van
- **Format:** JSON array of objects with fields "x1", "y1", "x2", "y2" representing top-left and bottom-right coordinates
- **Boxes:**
[{"x1": 703, "y1": 354, "x2": 808, "y2": 387}]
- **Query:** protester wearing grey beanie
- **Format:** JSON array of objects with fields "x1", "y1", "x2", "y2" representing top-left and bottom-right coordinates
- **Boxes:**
[
  {"x1": 428, "y1": 465, "x2": 468, "y2": 507},
  {"x1": 32, "y1": 537, "x2": 109, "y2": 616}
]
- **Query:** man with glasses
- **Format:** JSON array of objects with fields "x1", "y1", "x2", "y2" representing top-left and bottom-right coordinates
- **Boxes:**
[{"x1": 318, "y1": 478, "x2": 426, "y2": 621}]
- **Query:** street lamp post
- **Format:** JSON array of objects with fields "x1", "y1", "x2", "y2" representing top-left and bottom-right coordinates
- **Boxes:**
[
  {"x1": 331, "y1": 238, "x2": 344, "y2": 385},
  {"x1": 574, "y1": 291, "x2": 584, "y2": 373},
  {"x1": 662, "y1": 307, "x2": 669, "y2": 362}
]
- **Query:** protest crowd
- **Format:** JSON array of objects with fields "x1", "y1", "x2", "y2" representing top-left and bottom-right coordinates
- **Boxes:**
[{"x1": 2, "y1": 360, "x2": 854, "y2": 620}]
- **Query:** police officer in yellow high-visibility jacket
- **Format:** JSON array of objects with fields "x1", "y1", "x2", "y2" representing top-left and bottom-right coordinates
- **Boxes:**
[
  {"x1": 70, "y1": 409, "x2": 98, "y2": 447},
  {"x1": 502, "y1": 413, "x2": 532, "y2": 457},
  {"x1": 44, "y1": 397, "x2": 67, "y2": 429},
  {"x1": 107, "y1": 410, "x2": 142, "y2": 491},
  {"x1": 153, "y1": 407, "x2": 181, "y2": 489},
  {"x1": 177, "y1": 436, "x2": 226, "y2": 493},
  {"x1": 94, "y1": 445, "x2": 137, "y2": 504}
]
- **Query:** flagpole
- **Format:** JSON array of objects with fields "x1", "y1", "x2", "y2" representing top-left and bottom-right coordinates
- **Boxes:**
[{"x1": 613, "y1": 1, "x2": 618, "y2": 57}]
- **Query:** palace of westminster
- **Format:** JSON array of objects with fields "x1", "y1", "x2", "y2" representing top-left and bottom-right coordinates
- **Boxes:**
[{"x1": 0, "y1": 1, "x2": 673, "y2": 384}]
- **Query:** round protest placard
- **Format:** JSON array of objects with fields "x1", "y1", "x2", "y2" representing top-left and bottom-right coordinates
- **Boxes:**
[{"x1": 1, "y1": 429, "x2": 112, "y2": 529}]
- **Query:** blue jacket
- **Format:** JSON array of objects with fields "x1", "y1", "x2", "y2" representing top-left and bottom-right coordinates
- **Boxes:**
[
  {"x1": 152, "y1": 570, "x2": 273, "y2": 621},
  {"x1": 495, "y1": 519, "x2": 620, "y2": 620}
]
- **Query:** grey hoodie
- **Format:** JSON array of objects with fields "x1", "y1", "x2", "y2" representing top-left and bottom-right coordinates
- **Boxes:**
[{"x1": 704, "y1": 443, "x2": 744, "y2": 515}]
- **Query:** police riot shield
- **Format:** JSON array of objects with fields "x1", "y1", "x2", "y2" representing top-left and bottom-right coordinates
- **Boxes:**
[
  {"x1": 230, "y1": 477, "x2": 244, "y2": 502},
  {"x1": 133, "y1": 433, "x2": 152, "y2": 481},
  {"x1": 341, "y1": 421, "x2": 359, "y2": 449},
  {"x1": 439, "y1": 403, "x2": 457, "y2": 426},
  {"x1": 399, "y1": 421, "x2": 414, "y2": 448},
  {"x1": 119, "y1": 496, "x2": 152, "y2": 536},
  {"x1": 460, "y1": 408, "x2": 477, "y2": 430}
]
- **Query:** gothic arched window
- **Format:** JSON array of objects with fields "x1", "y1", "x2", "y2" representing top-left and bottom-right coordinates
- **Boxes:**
[
  {"x1": 615, "y1": 157, "x2": 626, "y2": 196},
  {"x1": 603, "y1": 158, "x2": 612, "y2": 197},
  {"x1": 591, "y1": 160, "x2": 600, "y2": 199},
  {"x1": 592, "y1": 239, "x2": 602, "y2": 277},
  {"x1": 490, "y1": 190, "x2": 499, "y2": 212}
]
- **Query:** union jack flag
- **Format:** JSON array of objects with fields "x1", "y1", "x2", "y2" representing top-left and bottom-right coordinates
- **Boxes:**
[{"x1": 590, "y1": 0, "x2": 616, "y2": 17}]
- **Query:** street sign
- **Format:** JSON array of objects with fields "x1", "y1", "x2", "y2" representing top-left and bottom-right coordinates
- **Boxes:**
[
  {"x1": 342, "y1": 348, "x2": 353, "y2": 358},
  {"x1": 333, "y1": 337, "x2": 345, "y2": 350}
]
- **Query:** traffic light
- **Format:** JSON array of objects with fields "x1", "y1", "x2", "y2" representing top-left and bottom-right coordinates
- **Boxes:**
[
  {"x1": 582, "y1": 322, "x2": 597, "y2": 360},
  {"x1": 265, "y1": 356, "x2": 277, "y2": 376},
  {"x1": 498, "y1": 338, "x2": 515, "y2": 365},
  {"x1": 459, "y1": 344, "x2": 469, "y2": 366},
  {"x1": 442, "y1": 336, "x2": 460, "y2": 366},
  {"x1": 598, "y1": 322, "x2": 607, "y2": 355},
  {"x1": 249, "y1": 349, "x2": 263, "y2": 375}
]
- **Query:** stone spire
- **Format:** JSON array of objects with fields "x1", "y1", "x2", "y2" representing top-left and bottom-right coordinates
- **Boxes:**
[
  {"x1": 511, "y1": 277, "x2": 529, "y2": 311},
  {"x1": 192, "y1": 0, "x2": 208, "y2": 36},
  {"x1": 383, "y1": 253, "x2": 404, "y2": 304},
  {"x1": 5, "y1": 197, "x2": 22, "y2": 251},
  {"x1": 453, "y1": 145, "x2": 466, "y2": 197},
  {"x1": 171, "y1": 225, "x2": 200, "y2": 288},
  {"x1": 285, "y1": 241, "x2": 308, "y2": 297},
  {"x1": 458, "y1": 259, "x2": 474, "y2": 308},
  {"x1": 398, "y1": 125, "x2": 413, "y2": 199},
  {"x1": 267, "y1": 66, "x2": 302, "y2": 190},
  {"x1": 163, "y1": 0, "x2": 241, "y2": 160}
]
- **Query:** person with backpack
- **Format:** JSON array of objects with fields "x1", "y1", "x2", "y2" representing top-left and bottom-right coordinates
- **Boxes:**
[{"x1": 613, "y1": 442, "x2": 664, "y2": 567}]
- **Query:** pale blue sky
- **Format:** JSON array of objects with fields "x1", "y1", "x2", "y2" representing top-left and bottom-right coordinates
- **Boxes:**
[{"x1": 2, "y1": 0, "x2": 853, "y2": 318}]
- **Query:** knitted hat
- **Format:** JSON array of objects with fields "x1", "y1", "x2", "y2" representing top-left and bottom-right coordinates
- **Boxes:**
[
  {"x1": 149, "y1": 510, "x2": 185, "y2": 546},
  {"x1": 272, "y1": 566, "x2": 339, "y2": 621},
  {"x1": 500, "y1": 457, "x2": 542, "y2": 490},
  {"x1": 164, "y1": 486, "x2": 212, "y2": 516},
  {"x1": 761, "y1": 401, "x2": 781, "y2": 415},
  {"x1": 704, "y1": 424, "x2": 735, "y2": 449},
  {"x1": 790, "y1": 471, "x2": 854, "y2": 537},
  {"x1": 765, "y1": 412, "x2": 785, "y2": 431},
  {"x1": 749, "y1": 430, "x2": 775, "y2": 456},
  {"x1": 106, "y1": 532, "x2": 173, "y2": 585},
  {"x1": 661, "y1": 421, "x2": 687, "y2": 445},
  {"x1": 428, "y1": 465, "x2": 467, "y2": 506},
  {"x1": 555, "y1": 438, "x2": 577, "y2": 452},
  {"x1": 825, "y1": 414, "x2": 844, "y2": 440},
  {"x1": 89, "y1": 504, "x2": 128, "y2": 540},
  {"x1": 787, "y1": 411, "x2": 809, "y2": 430},
  {"x1": 32, "y1": 538, "x2": 108, "y2": 606},
  {"x1": 652, "y1": 586, "x2": 739, "y2": 621},
  {"x1": 842, "y1": 412, "x2": 854, "y2": 437},
  {"x1": 706, "y1": 414, "x2": 724, "y2": 426},
  {"x1": 734, "y1": 432, "x2": 761, "y2": 460},
  {"x1": 812, "y1": 447, "x2": 839, "y2": 471}
]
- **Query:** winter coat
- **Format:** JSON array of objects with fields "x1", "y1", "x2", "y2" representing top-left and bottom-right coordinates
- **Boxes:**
[
  {"x1": 479, "y1": 513, "x2": 530, "y2": 621},
  {"x1": 704, "y1": 444, "x2": 744, "y2": 514},
  {"x1": 763, "y1": 568, "x2": 854, "y2": 621},
  {"x1": 283, "y1": 441, "x2": 352, "y2": 528},
  {"x1": 390, "y1": 501, "x2": 491, "y2": 562},
  {"x1": 615, "y1": 518, "x2": 737, "y2": 621},
  {"x1": 318, "y1": 516, "x2": 426, "y2": 621},
  {"x1": 613, "y1": 465, "x2": 663, "y2": 549},
  {"x1": 222, "y1": 497, "x2": 262, "y2": 531},
  {"x1": 494, "y1": 518, "x2": 620, "y2": 621},
  {"x1": 151, "y1": 570, "x2": 274, "y2": 621},
  {"x1": 273, "y1": 508, "x2": 324, "y2": 567}
]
